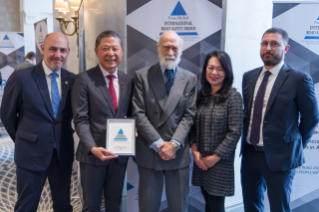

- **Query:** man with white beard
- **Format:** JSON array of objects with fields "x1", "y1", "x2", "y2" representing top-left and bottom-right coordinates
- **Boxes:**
[{"x1": 132, "y1": 31, "x2": 197, "y2": 212}]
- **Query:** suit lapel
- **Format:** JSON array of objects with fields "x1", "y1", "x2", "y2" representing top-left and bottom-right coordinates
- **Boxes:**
[
  {"x1": 56, "y1": 69, "x2": 69, "y2": 120},
  {"x1": 246, "y1": 67, "x2": 263, "y2": 118},
  {"x1": 93, "y1": 65, "x2": 115, "y2": 116},
  {"x1": 117, "y1": 71, "x2": 126, "y2": 117},
  {"x1": 158, "y1": 67, "x2": 186, "y2": 127},
  {"x1": 34, "y1": 63, "x2": 55, "y2": 120},
  {"x1": 264, "y1": 64, "x2": 289, "y2": 115},
  {"x1": 148, "y1": 64, "x2": 166, "y2": 111}
]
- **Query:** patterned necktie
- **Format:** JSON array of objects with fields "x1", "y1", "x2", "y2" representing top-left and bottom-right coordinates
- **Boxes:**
[
  {"x1": 107, "y1": 75, "x2": 118, "y2": 115},
  {"x1": 51, "y1": 72, "x2": 60, "y2": 119},
  {"x1": 164, "y1": 69, "x2": 174, "y2": 95},
  {"x1": 250, "y1": 71, "x2": 271, "y2": 146}
]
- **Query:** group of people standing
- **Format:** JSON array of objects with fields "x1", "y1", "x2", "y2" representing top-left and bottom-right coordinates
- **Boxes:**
[{"x1": 1, "y1": 26, "x2": 318, "y2": 212}]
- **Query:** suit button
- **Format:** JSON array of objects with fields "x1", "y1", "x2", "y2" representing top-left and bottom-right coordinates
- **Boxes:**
[
  {"x1": 264, "y1": 121, "x2": 267, "y2": 123},
  {"x1": 264, "y1": 137, "x2": 268, "y2": 139},
  {"x1": 154, "y1": 111, "x2": 158, "y2": 114}
]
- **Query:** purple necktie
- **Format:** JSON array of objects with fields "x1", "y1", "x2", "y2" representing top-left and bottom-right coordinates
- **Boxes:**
[{"x1": 250, "y1": 71, "x2": 271, "y2": 146}]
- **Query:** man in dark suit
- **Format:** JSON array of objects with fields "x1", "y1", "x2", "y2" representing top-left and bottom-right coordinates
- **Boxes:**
[
  {"x1": 132, "y1": 31, "x2": 197, "y2": 212},
  {"x1": 72, "y1": 31, "x2": 133, "y2": 212},
  {"x1": 1, "y1": 32, "x2": 75, "y2": 212},
  {"x1": 241, "y1": 27, "x2": 319, "y2": 212},
  {"x1": 14, "y1": 51, "x2": 36, "y2": 71}
]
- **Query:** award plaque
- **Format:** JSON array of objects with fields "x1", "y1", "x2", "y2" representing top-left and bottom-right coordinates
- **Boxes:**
[{"x1": 106, "y1": 118, "x2": 136, "y2": 156}]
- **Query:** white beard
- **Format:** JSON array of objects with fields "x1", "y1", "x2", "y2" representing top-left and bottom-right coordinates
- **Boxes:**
[{"x1": 158, "y1": 51, "x2": 182, "y2": 70}]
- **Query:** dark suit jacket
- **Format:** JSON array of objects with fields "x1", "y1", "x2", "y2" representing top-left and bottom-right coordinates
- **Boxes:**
[
  {"x1": 72, "y1": 65, "x2": 133, "y2": 165},
  {"x1": 132, "y1": 63, "x2": 197, "y2": 170},
  {"x1": 1, "y1": 62, "x2": 76, "y2": 171},
  {"x1": 241, "y1": 63, "x2": 319, "y2": 171}
]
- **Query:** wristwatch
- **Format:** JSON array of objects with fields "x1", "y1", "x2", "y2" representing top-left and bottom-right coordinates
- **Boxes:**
[{"x1": 171, "y1": 141, "x2": 180, "y2": 151}]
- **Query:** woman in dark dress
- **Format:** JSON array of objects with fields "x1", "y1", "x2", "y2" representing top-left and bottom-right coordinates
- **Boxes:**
[{"x1": 190, "y1": 51, "x2": 243, "y2": 212}]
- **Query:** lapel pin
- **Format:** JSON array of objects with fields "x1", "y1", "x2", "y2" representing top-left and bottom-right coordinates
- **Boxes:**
[{"x1": 65, "y1": 81, "x2": 68, "y2": 85}]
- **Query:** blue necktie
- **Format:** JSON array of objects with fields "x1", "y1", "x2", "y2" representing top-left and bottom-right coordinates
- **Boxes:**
[
  {"x1": 250, "y1": 71, "x2": 271, "y2": 146},
  {"x1": 51, "y1": 72, "x2": 61, "y2": 118},
  {"x1": 164, "y1": 69, "x2": 174, "y2": 95},
  {"x1": 51, "y1": 72, "x2": 60, "y2": 148}
]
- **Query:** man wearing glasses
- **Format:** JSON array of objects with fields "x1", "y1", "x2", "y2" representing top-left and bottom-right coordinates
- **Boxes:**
[{"x1": 240, "y1": 27, "x2": 319, "y2": 212}]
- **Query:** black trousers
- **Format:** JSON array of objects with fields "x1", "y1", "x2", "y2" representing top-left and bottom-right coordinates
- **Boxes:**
[
  {"x1": 80, "y1": 159, "x2": 127, "y2": 212},
  {"x1": 200, "y1": 187, "x2": 225, "y2": 212},
  {"x1": 241, "y1": 144, "x2": 295, "y2": 212},
  {"x1": 15, "y1": 149, "x2": 72, "y2": 212}
]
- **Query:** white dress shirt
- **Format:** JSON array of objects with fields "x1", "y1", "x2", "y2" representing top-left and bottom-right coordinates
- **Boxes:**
[
  {"x1": 99, "y1": 64, "x2": 120, "y2": 105},
  {"x1": 42, "y1": 61, "x2": 62, "y2": 102},
  {"x1": 246, "y1": 61, "x2": 284, "y2": 146}
]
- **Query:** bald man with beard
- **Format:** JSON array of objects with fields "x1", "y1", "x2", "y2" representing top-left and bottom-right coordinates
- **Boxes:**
[
  {"x1": 132, "y1": 31, "x2": 197, "y2": 212},
  {"x1": 1, "y1": 32, "x2": 75, "y2": 212}
]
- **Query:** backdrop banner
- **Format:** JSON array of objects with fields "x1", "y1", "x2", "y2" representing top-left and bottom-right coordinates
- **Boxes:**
[
  {"x1": 0, "y1": 33, "x2": 24, "y2": 127},
  {"x1": 270, "y1": 2, "x2": 319, "y2": 212},
  {"x1": 126, "y1": 0, "x2": 223, "y2": 211},
  {"x1": 34, "y1": 19, "x2": 48, "y2": 64}
]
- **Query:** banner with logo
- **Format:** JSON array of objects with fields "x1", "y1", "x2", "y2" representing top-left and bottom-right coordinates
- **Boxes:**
[
  {"x1": 126, "y1": 0, "x2": 223, "y2": 211},
  {"x1": 34, "y1": 19, "x2": 48, "y2": 64},
  {"x1": 272, "y1": 2, "x2": 319, "y2": 211},
  {"x1": 0, "y1": 33, "x2": 24, "y2": 127}
]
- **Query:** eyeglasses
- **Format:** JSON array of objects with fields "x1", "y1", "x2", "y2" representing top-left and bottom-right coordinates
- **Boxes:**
[{"x1": 260, "y1": 42, "x2": 282, "y2": 48}]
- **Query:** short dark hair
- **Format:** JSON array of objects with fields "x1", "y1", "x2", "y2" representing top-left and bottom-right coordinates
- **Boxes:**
[
  {"x1": 25, "y1": 51, "x2": 35, "y2": 60},
  {"x1": 198, "y1": 51, "x2": 234, "y2": 105},
  {"x1": 95, "y1": 30, "x2": 123, "y2": 48},
  {"x1": 262, "y1": 27, "x2": 289, "y2": 45}
]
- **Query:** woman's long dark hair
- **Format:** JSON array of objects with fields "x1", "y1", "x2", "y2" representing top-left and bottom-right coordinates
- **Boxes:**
[{"x1": 197, "y1": 51, "x2": 234, "y2": 105}]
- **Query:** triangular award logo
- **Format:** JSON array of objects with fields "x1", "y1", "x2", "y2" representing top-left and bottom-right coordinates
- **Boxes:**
[
  {"x1": 171, "y1": 1, "x2": 187, "y2": 16},
  {"x1": 114, "y1": 128, "x2": 128, "y2": 141},
  {"x1": 0, "y1": 34, "x2": 14, "y2": 48}
]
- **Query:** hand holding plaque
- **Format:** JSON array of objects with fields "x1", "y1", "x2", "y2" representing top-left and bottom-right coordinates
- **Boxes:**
[{"x1": 106, "y1": 118, "x2": 136, "y2": 156}]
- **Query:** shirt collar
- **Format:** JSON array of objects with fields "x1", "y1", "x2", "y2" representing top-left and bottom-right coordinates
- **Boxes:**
[
  {"x1": 99, "y1": 64, "x2": 118, "y2": 79},
  {"x1": 159, "y1": 63, "x2": 177, "y2": 76},
  {"x1": 42, "y1": 60, "x2": 61, "y2": 77},
  {"x1": 261, "y1": 61, "x2": 284, "y2": 76}
]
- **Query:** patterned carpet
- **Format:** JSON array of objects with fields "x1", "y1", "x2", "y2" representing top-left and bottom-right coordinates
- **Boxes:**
[{"x1": 0, "y1": 136, "x2": 83, "y2": 212}]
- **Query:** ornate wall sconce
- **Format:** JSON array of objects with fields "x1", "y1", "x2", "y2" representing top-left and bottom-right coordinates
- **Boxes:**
[{"x1": 54, "y1": 0, "x2": 80, "y2": 45}]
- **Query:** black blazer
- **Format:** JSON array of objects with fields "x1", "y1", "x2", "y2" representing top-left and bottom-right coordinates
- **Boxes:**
[
  {"x1": 241, "y1": 63, "x2": 319, "y2": 171},
  {"x1": 72, "y1": 65, "x2": 133, "y2": 165},
  {"x1": 1, "y1": 62, "x2": 76, "y2": 171}
]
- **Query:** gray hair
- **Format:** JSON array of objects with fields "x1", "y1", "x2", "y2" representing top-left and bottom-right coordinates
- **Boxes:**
[{"x1": 158, "y1": 31, "x2": 184, "y2": 49}]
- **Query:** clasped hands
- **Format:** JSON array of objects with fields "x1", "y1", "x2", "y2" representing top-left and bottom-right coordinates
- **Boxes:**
[
  {"x1": 157, "y1": 142, "x2": 176, "y2": 161},
  {"x1": 193, "y1": 150, "x2": 221, "y2": 171}
]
